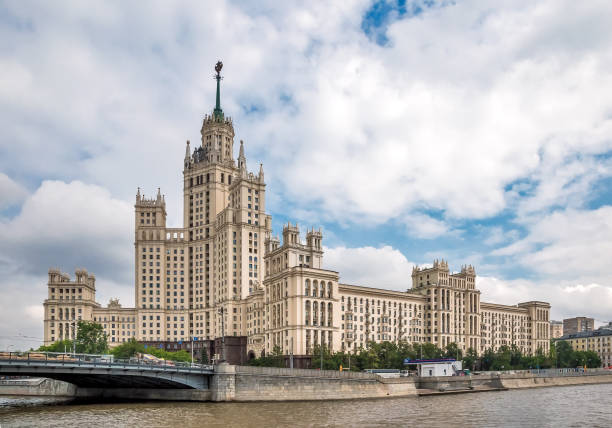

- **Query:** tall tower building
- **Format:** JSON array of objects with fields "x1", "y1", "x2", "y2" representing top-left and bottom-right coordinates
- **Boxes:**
[
  {"x1": 133, "y1": 60, "x2": 271, "y2": 343},
  {"x1": 43, "y1": 61, "x2": 551, "y2": 363}
]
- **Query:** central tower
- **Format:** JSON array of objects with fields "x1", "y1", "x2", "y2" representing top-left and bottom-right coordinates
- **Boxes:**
[{"x1": 180, "y1": 61, "x2": 271, "y2": 343}]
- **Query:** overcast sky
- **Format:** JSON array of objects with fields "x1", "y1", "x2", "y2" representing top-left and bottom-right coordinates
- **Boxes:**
[{"x1": 1, "y1": 0, "x2": 611, "y2": 350}]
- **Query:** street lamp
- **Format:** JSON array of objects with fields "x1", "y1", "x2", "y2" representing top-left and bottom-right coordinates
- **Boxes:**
[
  {"x1": 319, "y1": 324, "x2": 324, "y2": 370},
  {"x1": 218, "y1": 306, "x2": 225, "y2": 362},
  {"x1": 71, "y1": 321, "x2": 77, "y2": 355}
]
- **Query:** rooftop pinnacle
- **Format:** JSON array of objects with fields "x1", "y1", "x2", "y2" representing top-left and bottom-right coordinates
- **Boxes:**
[{"x1": 213, "y1": 60, "x2": 224, "y2": 121}]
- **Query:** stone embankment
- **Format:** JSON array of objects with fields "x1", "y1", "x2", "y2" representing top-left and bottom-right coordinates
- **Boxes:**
[
  {"x1": 0, "y1": 378, "x2": 75, "y2": 397},
  {"x1": 2, "y1": 367, "x2": 612, "y2": 402},
  {"x1": 234, "y1": 365, "x2": 417, "y2": 401},
  {"x1": 500, "y1": 369, "x2": 612, "y2": 389}
]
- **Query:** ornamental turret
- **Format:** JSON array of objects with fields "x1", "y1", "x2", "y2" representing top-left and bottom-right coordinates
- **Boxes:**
[{"x1": 238, "y1": 140, "x2": 247, "y2": 177}]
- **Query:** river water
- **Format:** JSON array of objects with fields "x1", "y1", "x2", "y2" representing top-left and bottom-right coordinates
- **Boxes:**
[{"x1": 1, "y1": 383, "x2": 611, "y2": 427}]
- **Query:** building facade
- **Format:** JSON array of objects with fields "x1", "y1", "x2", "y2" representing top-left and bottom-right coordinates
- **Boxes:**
[
  {"x1": 43, "y1": 64, "x2": 551, "y2": 357},
  {"x1": 550, "y1": 320, "x2": 563, "y2": 339},
  {"x1": 563, "y1": 317, "x2": 594, "y2": 336},
  {"x1": 558, "y1": 323, "x2": 612, "y2": 368},
  {"x1": 43, "y1": 269, "x2": 137, "y2": 345}
]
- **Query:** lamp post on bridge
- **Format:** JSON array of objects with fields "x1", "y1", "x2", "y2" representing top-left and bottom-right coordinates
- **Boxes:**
[
  {"x1": 191, "y1": 336, "x2": 196, "y2": 367},
  {"x1": 71, "y1": 321, "x2": 77, "y2": 355},
  {"x1": 290, "y1": 336, "x2": 294, "y2": 369},
  {"x1": 218, "y1": 306, "x2": 225, "y2": 362}
]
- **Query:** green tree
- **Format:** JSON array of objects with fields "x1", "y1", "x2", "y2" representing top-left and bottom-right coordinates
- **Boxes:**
[
  {"x1": 200, "y1": 349, "x2": 209, "y2": 364},
  {"x1": 585, "y1": 351, "x2": 601, "y2": 368},
  {"x1": 462, "y1": 347, "x2": 478, "y2": 371},
  {"x1": 480, "y1": 348, "x2": 495, "y2": 371},
  {"x1": 109, "y1": 338, "x2": 144, "y2": 359},
  {"x1": 246, "y1": 345, "x2": 285, "y2": 367},
  {"x1": 444, "y1": 342, "x2": 463, "y2": 360},
  {"x1": 420, "y1": 342, "x2": 443, "y2": 359},
  {"x1": 555, "y1": 341, "x2": 575, "y2": 368},
  {"x1": 147, "y1": 347, "x2": 192, "y2": 362},
  {"x1": 76, "y1": 321, "x2": 108, "y2": 354},
  {"x1": 312, "y1": 344, "x2": 337, "y2": 370},
  {"x1": 37, "y1": 339, "x2": 74, "y2": 353},
  {"x1": 509, "y1": 345, "x2": 523, "y2": 368}
]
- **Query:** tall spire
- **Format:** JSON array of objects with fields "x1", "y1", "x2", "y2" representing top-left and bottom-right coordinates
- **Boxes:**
[
  {"x1": 238, "y1": 140, "x2": 245, "y2": 159},
  {"x1": 238, "y1": 140, "x2": 247, "y2": 177},
  {"x1": 213, "y1": 60, "x2": 224, "y2": 121}
]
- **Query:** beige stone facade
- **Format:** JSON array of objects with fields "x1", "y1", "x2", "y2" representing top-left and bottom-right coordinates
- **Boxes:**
[
  {"x1": 559, "y1": 324, "x2": 612, "y2": 368},
  {"x1": 43, "y1": 269, "x2": 136, "y2": 346},
  {"x1": 43, "y1": 71, "x2": 551, "y2": 356},
  {"x1": 550, "y1": 320, "x2": 563, "y2": 339}
]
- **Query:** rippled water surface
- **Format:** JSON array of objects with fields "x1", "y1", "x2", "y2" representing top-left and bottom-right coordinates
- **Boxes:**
[{"x1": 1, "y1": 384, "x2": 612, "y2": 427}]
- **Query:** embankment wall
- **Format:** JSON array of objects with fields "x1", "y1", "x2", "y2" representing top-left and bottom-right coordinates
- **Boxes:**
[
  {"x1": 419, "y1": 374, "x2": 503, "y2": 392},
  {"x1": 4, "y1": 368, "x2": 612, "y2": 402},
  {"x1": 234, "y1": 366, "x2": 418, "y2": 401},
  {"x1": 0, "y1": 378, "x2": 75, "y2": 397},
  {"x1": 501, "y1": 371, "x2": 612, "y2": 389}
]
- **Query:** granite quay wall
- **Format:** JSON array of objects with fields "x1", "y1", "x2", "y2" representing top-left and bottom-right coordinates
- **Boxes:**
[
  {"x1": 4, "y1": 367, "x2": 612, "y2": 402},
  {"x1": 0, "y1": 378, "x2": 76, "y2": 397},
  {"x1": 500, "y1": 369, "x2": 612, "y2": 389},
  {"x1": 418, "y1": 374, "x2": 503, "y2": 392},
  {"x1": 233, "y1": 366, "x2": 418, "y2": 401}
]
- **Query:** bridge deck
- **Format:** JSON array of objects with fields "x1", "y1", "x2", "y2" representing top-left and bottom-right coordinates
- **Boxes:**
[{"x1": 0, "y1": 352, "x2": 213, "y2": 389}]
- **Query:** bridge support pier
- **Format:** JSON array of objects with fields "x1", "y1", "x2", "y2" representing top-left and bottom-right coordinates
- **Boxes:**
[{"x1": 211, "y1": 362, "x2": 236, "y2": 402}]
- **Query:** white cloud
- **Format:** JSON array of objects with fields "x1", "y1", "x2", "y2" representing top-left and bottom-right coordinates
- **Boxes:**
[
  {"x1": 324, "y1": 245, "x2": 414, "y2": 291},
  {"x1": 1, "y1": 1, "x2": 610, "y2": 228},
  {"x1": 0, "y1": 172, "x2": 28, "y2": 211},
  {"x1": 478, "y1": 275, "x2": 612, "y2": 323},
  {"x1": 493, "y1": 206, "x2": 612, "y2": 281},
  {"x1": 403, "y1": 213, "x2": 450, "y2": 239},
  {"x1": 481, "y1": 226, "x2": 520, "y2": 247},
  {"x1": 0, "y1": 180, "x2": 133, "y2": 280},
  {"x1": 0, "y1": 180, "x2": 135, "y2": 349}
]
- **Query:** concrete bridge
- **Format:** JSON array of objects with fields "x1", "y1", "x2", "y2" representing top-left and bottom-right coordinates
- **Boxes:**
[
  {"x1": 5, "y1": 352, "x2": 611, "y2": 402},
  {"x1": 0, "y1": 352, "x2": 231, "y2": 401}
]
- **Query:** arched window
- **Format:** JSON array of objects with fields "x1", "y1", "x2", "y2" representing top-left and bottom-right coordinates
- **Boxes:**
[
  {"x1": 305, "y1": 279, "x2": 310, "y2": 296},
  {"x1": 320, "y1": 302, "x2": 326, "y2": 326},
  {"x1": 328, "y1": 303, "x2": 333, "y2": 326},
  {"x1": 312, "y1": 280, "x2": 318, "y2": 297},
  {"x1": 320, "y1": 282, "x2": 325, "y2": 298},
  {"x1": 327, "y1": 282, "x2": 332, "y2": 298},
  {"x1": 313, "y1": 301, "x2": 318, "y2": 325},
  {"x1": 305, "y1": 300, "x2": 311, "y2": 325}
]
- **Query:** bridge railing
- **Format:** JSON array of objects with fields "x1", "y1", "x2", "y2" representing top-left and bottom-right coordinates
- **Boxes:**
[{"x1": 0, "y1": 351, "x2": 214, "y2": 373}]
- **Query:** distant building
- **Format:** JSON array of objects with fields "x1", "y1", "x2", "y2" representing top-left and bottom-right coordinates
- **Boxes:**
[
  {"x1": 550, "y1": 320, "x2": 563, "y2": 339},
  {"x1": 558, "y1": 324, "x2": 612, "y2": 368},
  {"x1": 563, "y1": 317, "x2": 594, "y2": 335}
]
